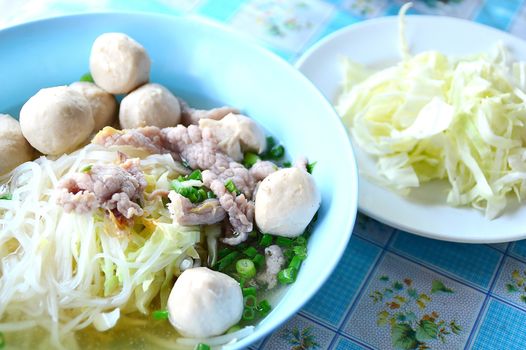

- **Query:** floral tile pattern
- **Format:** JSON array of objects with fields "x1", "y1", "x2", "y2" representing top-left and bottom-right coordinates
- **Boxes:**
[
  {"x1": 344, "y1": 254, "x2": 485, "y2": 349},
  {"x1": 229, "y1": 0, "x2": 335, "y2": 53},
  {"x1": 492, "y1": 257, "x2": 526, "y2": 309},
  {"x1": 340, "y1": 0, "x2": 390, "y2": 18},
  {"x1": 262, "y1": 314, "x2": 335, "y2": 350}
]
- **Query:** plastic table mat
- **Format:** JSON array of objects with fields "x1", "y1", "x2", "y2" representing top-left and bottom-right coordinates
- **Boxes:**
[{"x1": 1, "y1": 1, "x2": 526, "y2": 349}]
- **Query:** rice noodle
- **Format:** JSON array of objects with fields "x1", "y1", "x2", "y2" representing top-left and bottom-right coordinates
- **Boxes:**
[{"x1": 0, "y1": 144, "x2": 202, "y2": 349}]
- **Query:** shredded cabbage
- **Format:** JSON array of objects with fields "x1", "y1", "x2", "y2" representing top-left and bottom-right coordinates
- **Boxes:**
[
  {"x1": 337, "y1": 8, "x2": 526, "y2": 219},
  {"x1": 0, "y1": 144, "x2": 200, "y2": 349}
]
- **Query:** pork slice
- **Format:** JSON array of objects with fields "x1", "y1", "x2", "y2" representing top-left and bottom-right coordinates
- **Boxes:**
[
  {"x1": 56, "y1": 159, "x2": 146, "y2": 219},
  {"x1": 179, "y1": 97, "x2": 239, "y2": 126},
  {"x1": 168, "y1": 191, "x2": 226, "y2": 226},
  {"x1": 249, "y1": 161, "x2": 278, "y2": 181}
]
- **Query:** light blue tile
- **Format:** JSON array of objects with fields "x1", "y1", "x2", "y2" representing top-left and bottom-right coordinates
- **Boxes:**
[
  {"x1": 384, "y1": 4, "x2": 419, "y2": 16},
  {"x1": 197, "y1": 0, "x2": 245, "y2": 21},
  {"x1": 345, "y1": 253, "x2": 485, "y2": 350},
  {"x1": 472, "y1": 299, "x2": 526, "y2": 350},
  {"x1": 492, "y1": 257, "x2": 526, "y2": 309},
  {"x1": 510, "y1": 240, "x2": 526, "y2": 262},
  {"x1": 474, "y1": 0, "x2": 524, "y2": 30},
  {"x1": 301, "y1": 235, "x2": 382, "y2": 327},
  {"x1": 510, "y1": 5, "x2": 526, "y2": 39},
  {"x1": 488, "y1": 242, "x2": 509, "y2": 253},
  {"x1": 352, "y1": 213, "x2": 394, "y2": 247},
  {"x1": 261, "y1": 314, "x2": 335, "y2": 350},
  {"x1": 333, "y1": 336, "x2": 368, "y2": 350},
  {"x1": 390, "y1": 231, "x2": 502, "y2": 289}
]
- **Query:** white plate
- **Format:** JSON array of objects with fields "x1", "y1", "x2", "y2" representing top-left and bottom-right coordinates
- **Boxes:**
[{"x1": 296, "y1": 15, "x2": 526, "y2": 243}]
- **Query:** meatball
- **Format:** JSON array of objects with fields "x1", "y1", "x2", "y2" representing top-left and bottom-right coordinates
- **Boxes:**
[
  {"x1": 89, "y1": 33, "x2": 150, "y2": 94},
  {"x1": 199, "y1": 113, "x2": 266, "y2": 162},
  {"x1": 0, "y1": 114, "x2": 34, "y2": 175},
  {"x1": 70, "y1": 82, "x2": 117, "y2": 131},
  {"x1": 119, "y1": 83, "x2": 181, "y2": 129},
  {"x1": 20, "y1": 86, "x2": 94, "y2": 155},
  {"x1": 167, "y1": 267, "x2": 243, "y2": 338},
  {"x1": 255, "y1": 167, "x2": 320, "y2": 237}
]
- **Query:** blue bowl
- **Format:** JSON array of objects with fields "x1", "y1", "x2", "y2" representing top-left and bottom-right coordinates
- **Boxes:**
[{"x1": 0, "y1": 13, "x2": 358, "y2": 349}]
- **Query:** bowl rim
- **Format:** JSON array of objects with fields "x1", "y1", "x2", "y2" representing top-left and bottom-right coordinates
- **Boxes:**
[{"x1": 0, "y1": 12, "x2": 359, "y2": 348}]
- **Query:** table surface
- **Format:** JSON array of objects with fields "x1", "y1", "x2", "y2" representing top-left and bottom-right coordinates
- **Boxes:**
[{"x1": 2, "y1": 1, "x2": 526, "y2": 349}]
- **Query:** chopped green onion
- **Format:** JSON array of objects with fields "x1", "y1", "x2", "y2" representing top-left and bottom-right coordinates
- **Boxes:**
[
  {"x1": 170, "y1": 182, "x2": 205, "y2": 204},
  {"x1": 243, "y1": 246, "x2": 258, "y2": 258},
  {"x1": 289, "y1": 255, "x2": 303, "y2": 270},
  {"x1": 79, "y1": 72, "x2": 94, "y2": 82},
  {"x1": 227, "y1": 325, "x2": 242, "y2": 334},
  {"x1": 295, "y1": 236, "x2": 307, "y2": 246},
  {"x1": 306, "y1": 161, "x2": 317, "y2": 174},
  {"x1": 275, "y1": 236, "x2": 293, "y2": 247},
  {"x1": 265, "y1": 136, "x2": 276, "y2": 151},
  {"x1": 238, "y1": 277, "x2": 246, "y2": 287},
  {"x1": 236, "y1": 243, "x2": 248, "y2": 250},
  {"x1": 244, "y1": 294, "x2": 257, "y2": 308},
  {"x1": 259, "y1": 234, "x2": 273, "y2": 247},
  {"x1": 242, "y1": 286, "x2": 257, "y2": 297},
  {"x1": 194, "y1": 343, "x2": 211, "y2": 350},
  {"x1": 197, "y1": 188, "x2": 207, "y2": 202},
  {"x1": 256, "y1": 300, "x2": 272, "y2": 317},
  {"x1": 218, "y1": 247, "x2": 233, "y2": 259},
  {"x1": 243, "y1": 152, "x2": 261, "y2": 168},
  {"x1": 216, "y1": 251, "x2": 240, "y2": 271},
  {"x1": 187, "y1": 169, "x2": 202, "y2": 180},
  {"x1": 225, "y1": 179, "x2": 241, "y2": 195},
  {"x1": 207, "y1": 191, "x2": 216, "y2": 199},
  {"x1": 81, "y1": 164, "x2": 93, "y2": 173},
  {"x1": 152, "y1": 310, "x2": 169, "y2": 320},
  {"x1": 236, "y1": 259, "x2": 256, "y2": 279},
  {"x1": 0, "y1": 194, "x2": 12, "y2": 200},
  {"x1": 269, "y1": 144, "x2": 285, "y2": 159},
  {"x1": 278, "y1": 267, "x2": 297, "y2": 285},
  {"x1": 284, "y1": 248, "x2": 295, "y2": 260},
  {"x1": 0, "y1": 332, "x2": 4, "y2": 349},
  {"x1": 283, "y1": 161, "x2": 292, "y2": 167},
  {"x1": 248, "y1": 230, "x2": 258, "y2": 238},
  {"x1": 252, "y1": 254, "x2": 265, "y2": 270},
  {"x1": 242, "y1": 307, "x2": 255, "y2": 321},
  {"x1": 293, "y1": 245, "x2": 307, "y2": 260}
]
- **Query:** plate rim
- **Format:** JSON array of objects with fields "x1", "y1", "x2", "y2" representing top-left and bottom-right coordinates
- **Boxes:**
[{"x1": 296, "y1": 14, "x2": 526, "y2": 244}]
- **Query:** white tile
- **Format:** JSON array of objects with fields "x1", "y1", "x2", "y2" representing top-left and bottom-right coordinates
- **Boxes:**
[
  {"x1": 229, "y1": 0, "x2": 335, "y2": 53},
  {"x1": 262, "y1": 314, "x2": 335, "y2": 350},
  {"x1": 344, "y1": 253, "x2": 485, "y2": 350}
]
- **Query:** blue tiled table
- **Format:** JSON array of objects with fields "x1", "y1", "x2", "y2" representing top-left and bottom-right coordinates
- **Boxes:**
[{"x1": 2, "y1": 1, "x2": 526, "y2": 349}]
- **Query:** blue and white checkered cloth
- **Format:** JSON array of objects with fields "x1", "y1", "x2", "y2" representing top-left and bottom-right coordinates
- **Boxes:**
[{"x1": 2, "y1": 1, "x2": 526, "y2": 349}]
